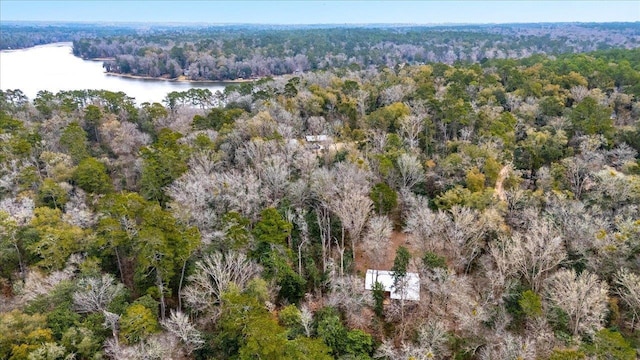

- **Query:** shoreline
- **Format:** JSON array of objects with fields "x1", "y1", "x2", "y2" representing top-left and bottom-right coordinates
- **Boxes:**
[{"x1": 104, "y1": 71, "x2": 258, "y2": 84}]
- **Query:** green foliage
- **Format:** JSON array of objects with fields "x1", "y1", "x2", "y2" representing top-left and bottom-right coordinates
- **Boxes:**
[
  {"x1": 0, "y1": 110, "x2": 25, "y2": 133},
  {"x1": 192, "y1": 107, "x2": 245, "y2": 131},
  {"x1": 422, "y1": 251, "x2": 447, "y2": 270},
  {"x1": 582, "y1": 329, "x2": 636, "y2": 360},
  {"x1": 132, "y1": 294, "x2": 159, "y2": 316},
  {"x1": 73, "y1": 157, "x2": 113, "y2": 194},
  {"x1": 316, "y1": 307, "x2": 348, "y2": 356},
  {"x1": 2, "y1": 33, "x2": 640, "y2": 360},
  {"x1": 59, "y1": 122, "x2": 90, "y2": 164},
  {"x1": 46, "y1": 306, "x2": 80, "y2": 340},
  {"x1": 366, "y1": 102, "x2": 410, "y2": 132},
  {"x1": 345, "y1": 329, "x2": 374, "y2": 358},
  {"x1": 369, "y1": 182, "x2": 398, "y2": 215},
  {"x1": 0, "y1": 310, "x2": 53, "y2": 360},
  {"x1": 519, "y1": 290, "x2": 543, "y2": 318},
  {"x1": 548, "y1": 306, "x2": 572, "y2": 337},
  {"x1": 259, "y1": 249, "x2": 305, "y2": 304},
  {"x1": 240, "y1": 316, "x2": 333, "y2": 360},
  {"x1": 514, "y1": 128, "x2": 568, "y2": 173},
  {"x1": 391, "y1": 246, "x2": 412, "y2": 301},
  {"x1": 119, "y1": 303, "x2": 160, "y2": 345},
  {"x1": 465, "y1": 167, "x2": 486, "y2": 192},
  {"x1": 391, "y1": 246, "x2": 411, "y2": 281},
  {"x1": 315, "y1": 307, "x2": 374, "y2": 358},
  {"x1": 372, "y1": 281, "x2": 385, "y2": 317},
  {"x1": 215, "y1": 283, "x2": 332, "y2": 359},
  {"x1": 482, "y1": 158, "x2": 502, "y2": 189},
  {"x1": 24, "y1": 279, "x2": 76, "y2": 317},
  {"x1": 28, "y1": 207, "x2": 84, "y2": 270},
  {"x1": 61, "y1": 327, "x2": 103, "y2": 360},
  {"x1": 0, "y1": 211, "x2": 22, "y2": 279},
  {"x1": 252, "y1": 207, "x2": 292, "y2": 247},
  {"x1": 278, "y1": 304, "x2": 302, "y2": 337},
  {"x1": 287, "y1": 336, "x2": 333, "y2": 360},
  {"x1": 549, "y1": 348, "x2": 586, "y2": 360},
  {"x1": 239, "y1": 316, "x2": 289, "y2": 360},
  {"x1": 434, "y1": 185, "x2": 494, "y2": 210},
  {"x1": 83, "y1": 104, "x2": 102, "y2": 142},
  {"x1": 569, "y1": 97, "x2": 614, "y2": 139},
  {"x1": 276, "y1": 266, "x2": 306, "y2": 304},
  {"x1": 37, "y1": 179, "x2": 68, "y2": 210},
  {"x1": 216, "y1": 212, "x2": 252, "y2": 252},
  {"x1": 140, "y1": 128, "x2": 190, "y2": 205},
  {"x1": 97, "y1": 192, "x2": 200, "y2": 295}
]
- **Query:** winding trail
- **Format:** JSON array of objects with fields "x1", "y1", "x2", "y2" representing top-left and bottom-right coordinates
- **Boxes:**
[{"x1": 494, "y1": 164, "x2": 511, "y2": 202}]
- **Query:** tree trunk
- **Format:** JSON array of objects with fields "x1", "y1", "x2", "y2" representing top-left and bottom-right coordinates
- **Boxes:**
[
  {"x1": 13, "y1": 242, "x2": 25, "y2": 280},
  {"x1": 339, "y1": 226, "x2": 345, "y2": 276},
  {"x1": 178, "y1": 259, "x2": 187, "y2": 311},
  {"x1": 157, "y1": 271, "x2": 166, "y2": 321},
  {"x1": 115, "y1": 247, "x2": 124, "y2": 284}
]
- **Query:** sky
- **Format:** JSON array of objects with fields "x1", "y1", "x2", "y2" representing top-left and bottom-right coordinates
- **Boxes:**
[{"x1": 1, "y1": 1, "x2": 638, "y2": 24}]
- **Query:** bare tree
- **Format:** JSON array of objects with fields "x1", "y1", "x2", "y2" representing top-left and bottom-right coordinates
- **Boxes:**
[
  {"x1": 314, "y1": 204, "x2": 332, "y2": 273},
  {"x1": 330, "y1": 192, "x2": 373, "y2": 275},
  {"x1": 313, "y1": 162, "x2": 373, "y2": 274},
  {"x1": 299, "y1": 304, "x2": 314, "y2": 337},
  {"x1": 397, "y1": 153, "x2": 424, "y2": 190},
  {"x1": 403, "y1": 193, "x2": 448, "y2": 252},
  {"x1": 491, "y1": 219, "x2": 565, "y2": 292},
  {"x1": 399, "y1": 114, "x2": 424, "y2": 150},
  {"x1": 103, "y1": 311, "x2": 121, "y2": 346},
  {"x1": 294, "y1": 208, "x2": 310, "y2": 275},
  {"x1": 168, "y1": 168, "x2": 263, "y2": 241},
  {"x1": 570, "y1": 85, "x2": 590, "y2": 103},
  {"x1": 257, "y1": 154, "x2": 290, "y2": 206},
  {"x1": 561, "y1": 156, "x2": 592, "y2": 200},
  {"x1": 182, "y1": 251, "x2": 261, "y2": 321},
  {"x1": 104, "y1": 332, "x2": 181, "y2": 360},
  {"x1": 443, "y1": 206, "x2": 490, "y2": 273},
  {"x1": 479, "y1": 333, "x2": 536, "y2": 360},
  {"x1": 545, "y1": 269, "x2": 609, "y2": 336},
  {"x1": 326, "y1": 274, "x2": 372, "y2": 329},
  {"x1": 18, "y1": 258, "x2": 79, "y2": 304},
  {"x1": 614, "y1": 268, "x2": 640, "y2": 331},
  {"x1": 363, "y1": 215, "x2": 393, "y2": 268},
  {"x1": 73, "y1": 274, "x2": 125, "y2": 314},
  {"x1": 161, "y1": 310, "x2": 205, "y2": 355}
]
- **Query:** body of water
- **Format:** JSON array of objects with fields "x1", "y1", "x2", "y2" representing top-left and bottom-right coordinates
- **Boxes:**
[{"x1": 0, "y1": 42, "x2": 229, "y2": 104}]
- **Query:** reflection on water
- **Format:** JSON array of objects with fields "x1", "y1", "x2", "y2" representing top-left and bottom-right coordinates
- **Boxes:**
[{"x1": 0, "y1": 43, "x2": 228, "y2": 104}]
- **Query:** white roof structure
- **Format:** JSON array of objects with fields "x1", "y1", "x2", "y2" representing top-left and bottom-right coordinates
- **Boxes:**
[
  {"x1": 305, "y1": 135, "x2": 329, "y2": 142},
  {"x1": 365, "y1": 269, "x2": 420, "y2": 301}
]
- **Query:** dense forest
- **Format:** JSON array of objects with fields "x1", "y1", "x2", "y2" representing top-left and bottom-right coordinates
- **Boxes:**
[
  {"x1": 1, "y1": 39, "x2": 640, "y2": 360},
  {"x1": 0, "y1": 22, "x2": 146, "y2": 50},
  {"x1": 69, "y1": 23, "x2": 640, "y2": 81}
]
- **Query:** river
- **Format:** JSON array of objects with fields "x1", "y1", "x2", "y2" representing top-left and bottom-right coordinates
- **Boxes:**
[{"x1": 0, "y1": 42, "x2": 229, "y2": 104}]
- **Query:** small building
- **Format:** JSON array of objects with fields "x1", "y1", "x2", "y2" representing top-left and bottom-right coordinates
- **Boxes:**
[
  {"x1": 365, "y1": 269, "x2": 420, "y2": 301},
  {"x1": 304, "y1": 135, "x2": 330, "y2": 152},
  {"x1": 304, "y1": 135, "x2": 330, "y2": 143}
]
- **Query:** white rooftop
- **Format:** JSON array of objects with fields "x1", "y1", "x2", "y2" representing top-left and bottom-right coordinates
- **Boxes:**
[
  {"x1": 365, "y1": 269, "x2": 420, "y2": 301},
  {"x1": 305, "y1": 135, "x2": 329, "y2": 142}
]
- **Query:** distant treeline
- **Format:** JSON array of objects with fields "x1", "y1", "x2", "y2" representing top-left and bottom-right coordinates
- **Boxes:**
[
  {"x1": 0, "y1": 23, "x2": 143, "y2": 50},
  {"x1": 70, "y1": 23, "x2": 640, "y2": 81},
  {"x1": 1, "y1": 46, "x2": 640, "y2": 360}
]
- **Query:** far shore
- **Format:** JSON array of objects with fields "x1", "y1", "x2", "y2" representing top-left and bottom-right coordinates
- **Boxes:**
[
  {"x1": 89, "y1": 57, "x2": 115, "y2": 61},
  {"x1": 104, "y1": 71, "x2": 259, "y2": 84}
]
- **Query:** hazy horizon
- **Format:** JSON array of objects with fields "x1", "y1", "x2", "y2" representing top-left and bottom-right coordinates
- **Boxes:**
[{"x1": 1, "y1": 1, "x2": 638, "y2": 25}]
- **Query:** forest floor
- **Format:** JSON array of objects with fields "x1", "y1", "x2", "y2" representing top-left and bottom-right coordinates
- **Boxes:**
[
  {"x1": 494, "y1": 164, "x2": 511, "y2": 202},
  {"x1": 355, "y1": 231, "x2": 416, "y2": 275}
]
